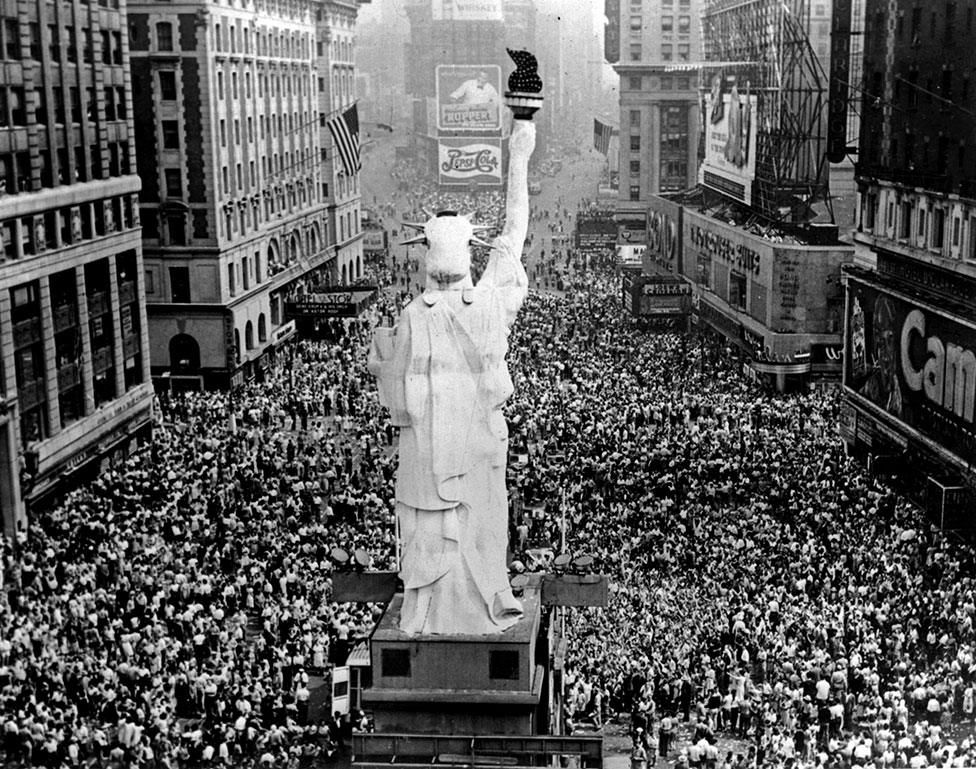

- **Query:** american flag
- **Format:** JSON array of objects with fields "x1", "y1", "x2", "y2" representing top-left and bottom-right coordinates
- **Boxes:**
[
  {"x1": 328, "y1": 104, "x2": 361, "y2": 176},
  {"x1": 593, "y1": 118, "x2": 613, "y2": 156}
]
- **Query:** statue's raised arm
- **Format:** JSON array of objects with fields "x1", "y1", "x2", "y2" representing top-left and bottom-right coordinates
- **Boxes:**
[{"x1": 498, "y1": 120, "x2": 536, "y2": 251}]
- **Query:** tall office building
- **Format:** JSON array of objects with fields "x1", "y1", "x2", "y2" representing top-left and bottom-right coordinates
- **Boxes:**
[
  {"x1": 128, "y1": 0, "x2": 333, "y2": 389},
  {"x1": 0, "y1": 0, "x2": 153, "y2": 531},
  {"x1": 607, "y1": 0, "x2": 703, "y2": 243},
  {"x1": 841, "y1": 0, "x2": 976, "y2": 516},
  {"x1": 316, "y1": 0, "x2": 369, "y2": 287}
]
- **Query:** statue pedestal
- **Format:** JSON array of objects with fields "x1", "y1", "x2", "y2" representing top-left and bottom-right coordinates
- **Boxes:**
[{"x1": 363, "y1": 581, "x2": 544, "y2": 735}]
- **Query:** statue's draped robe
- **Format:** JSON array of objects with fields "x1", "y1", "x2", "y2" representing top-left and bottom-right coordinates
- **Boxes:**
[{"x1": 369, "y1": 234, "x2": 527, "y2": 634}]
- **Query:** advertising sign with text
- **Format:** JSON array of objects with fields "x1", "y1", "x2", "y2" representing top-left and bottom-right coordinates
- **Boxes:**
[
  {"x1": 436, "y1": 65, "x2": 502, "y2": 132},
  {"x1": 437, "y1": 138, "x2": 502, "y2": 186},
  {"x1": 431, "y1": 0, "x2": 503, "y2": 21},
  {"x1": 645, "y1": 195, "x2": 682, "y2": 274},
  {"x1": 845, "y1": 278, "x2": 976, "y2": 466},
  {"x1": 701, "y1": 81, "x2": 758, "y2": 205}
]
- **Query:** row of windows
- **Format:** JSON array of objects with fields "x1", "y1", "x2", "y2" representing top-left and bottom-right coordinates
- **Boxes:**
[
  {"x1": 628, "y1": 43, "x2": 690, "y2": 62},
  {"x1": 218, "y1": 112, "x2": 313, "y2": 149},
  {"x1": 625, "y1": 75, "x2": 692, "y2": 91},
  {"x1": 215, "y1": 67, "x2": 313, "y2": 102},
  {"x1": 0, "y1": 140, "x2": 130, "y2": 194},
  {"x1": 0, "y1": 197, "x2": 138, "y2": 263},
  {"x1": 0, "y1": 84, "x2": 127, "y2": 128},
  {"x1": 888, "y1": 3, "x2": 976, "y2": 42}
]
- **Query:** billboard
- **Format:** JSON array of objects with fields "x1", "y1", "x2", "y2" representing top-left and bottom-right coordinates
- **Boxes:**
[
  {"x1": 438, "y1": 138, "x2": 502, "y2": 186},
  {"x1": 701, "y1": 79, "x2": 758, "y2": 205},
  {"x1": 436, "y1": 65, "x2": 502, "y2": 132},
  {"x1": 431, "y1": 0, "x2": 503, "y2": 21},
  {"x1": 575, "y1": 214, "x2": 617, "y2": 256},
  {"x1": 622, "y1": 272, "x2": 690, "y2": 317},
  {"x1": 645, "y1": 196, "x2": 682, "y2": 274},
  {"x1": 845, "y1": 278, "x2": 976, "y2": 467}
]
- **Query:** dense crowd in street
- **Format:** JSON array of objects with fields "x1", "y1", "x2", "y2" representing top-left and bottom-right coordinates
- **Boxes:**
[{"x1": 2, "y1": 147, "x2": 976, "y2": 769}]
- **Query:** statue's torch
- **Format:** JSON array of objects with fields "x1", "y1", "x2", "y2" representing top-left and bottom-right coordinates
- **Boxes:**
[{"x1": 504, "y1": 48, "x2": 544, "y2": 120}]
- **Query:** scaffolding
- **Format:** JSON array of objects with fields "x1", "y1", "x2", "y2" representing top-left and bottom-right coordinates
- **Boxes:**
[{"x1": 700, "y1": 0, "x2": 829, "y2": 223}]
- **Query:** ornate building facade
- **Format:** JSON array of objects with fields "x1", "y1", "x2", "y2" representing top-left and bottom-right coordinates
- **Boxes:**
[{"x1": 129, "y1": 0, "x2": 334, "y2": 389}]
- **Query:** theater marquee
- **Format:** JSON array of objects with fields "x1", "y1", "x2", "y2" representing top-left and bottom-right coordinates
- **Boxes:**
[{"x1": 845, "y1": 278, "x2": 976, "y2": 466}]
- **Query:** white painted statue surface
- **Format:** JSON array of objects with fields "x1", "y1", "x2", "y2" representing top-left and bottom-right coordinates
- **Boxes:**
[{"x1": 368, "y1": 119, "x2": 536, "y2": 635}]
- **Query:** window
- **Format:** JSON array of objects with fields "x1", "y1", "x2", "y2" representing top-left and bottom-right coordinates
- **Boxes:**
[
  {"x1": 628, "y1": 76, "x2": 642, "y2": 90},
  {"x1": 729, "y1": 272, "x2": 747, "y2": 311},
  {"x1": 661, "y1": 76, "x2": 673, "y2": 90},
  {"x1": 489, "y1": 651, "x2": 520, "y2": 680},
  {"x1": 630, "y1": 184, "x2": 640, "y2": 201},
  {"x1": 162, "y1": 120, "x2": 179, "y2": 149},
  {"x1": 630, "y1": 160, "x2": 640, "y2": 176},
  {"x1": 217, "y1": 71, "x2": 224, "y2": 99},
  {"x1": 169, "y1": 266, "x2": 190, "y2": 302},
  {"x1": 629, "y1": 43, "x2": 641, "y2": 61},
  {"x1": 630, "y1": 135, "x2": 640, "y2": 151},
  {"x1": 4, "y1": 19, "x2": 20, "y2": 59},
  {"x1": 661, "y1": 16, "x2": 673, "y2": 32},
  {"x1": 159, "y1": 71, "x2": 177, "y2": 100},
  {"x1": 156, "y1": 22, "x2": 173, "y2": 51},
  {"x1": 678, "y1": 44, "x2": 690, "y2": 61},
  {"x1": 630, "y1": 15, "x2": 642, "y2": 30},
  {"x1": 917, "y1": 207, "x2": 927, "y2": 241},
  {"x1": 661, "y1": 44, "x2": 673, "y2": 61},
  {"x1": 381, "y1": 649, "x2": 410, "y2": 677},
  {"x1": 678, "y1": 15, "x2": 690, "y2": 34},
  {"x1": 164, "y1": 168, "x2": 182, "y2": 197},
  {"x1": 219, "y1": 119, "x2": 226, "y2": 147},
  {"x1": 898, "y1": 201, "x2": 912, "y2": 238},
  {"x1": 932, "y1": 208, "x2": 945, "y2": 249},
  {"x1": 630, "y1": 109, "x2": 640, "y2": 127}
]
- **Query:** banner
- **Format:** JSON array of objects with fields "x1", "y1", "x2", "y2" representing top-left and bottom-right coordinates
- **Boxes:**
[
  {"x1": 436, "y1": 65, "x2": 502, "y2": 132},
  {"x1": 431, "y1": 0, "x2": 503, "y2": 21},
  {"x1": 701, "y1": 79, "x2": 757, "y2": 205},
  {"x1": 846, "y1": 278, "x2": 976, "y2": 466},
  {"x1": 437, "y1": 138, "x2": 502, "y2": 186},
  {"x1": 827, "y1": 0, "x2": 853, "y2": 163}
]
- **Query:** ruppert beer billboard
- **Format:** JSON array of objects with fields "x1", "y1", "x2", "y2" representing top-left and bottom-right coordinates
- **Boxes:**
[
  {"x1": 437, "y1": 138, "x2": 502, "y2": 186},
  {"x1": 845, "y1": 277, "x2": 976, "y2": 466},
  {"x1": 436, "y1": 65, "x2": 502, "y2": 132}
]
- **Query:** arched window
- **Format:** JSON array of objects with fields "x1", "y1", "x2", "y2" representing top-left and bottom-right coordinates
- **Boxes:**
[
  {"x1": 169, "y1": 333, "x2": 200, "y2": 371},
  {"x1": 271, "y1": 296, "x2": 280, "y2": 326},
  {"x1": 356, "y1": 255, "x2": 362, "y2": 279},
  {"x1": 245, "y1": 320, "x2": 254, "y2": 350},
  {"x1": 258, "y1": 313, "x2": 267, "y2": 342},
  {"x1": 290, "y1": 233, "x2": 301, "y2": 263},
  {"x1": 233, "y1": 329, "x2": 241, "y2": 363}
]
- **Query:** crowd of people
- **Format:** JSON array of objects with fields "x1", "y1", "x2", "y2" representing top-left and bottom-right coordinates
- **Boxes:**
[{"x1": 2, "y1": 143, "x2": 975, "y2": 769}]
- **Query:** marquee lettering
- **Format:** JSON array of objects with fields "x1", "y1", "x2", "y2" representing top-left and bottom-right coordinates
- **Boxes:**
[{"x1": 689, "y1": 223, "x2": 761, "y2": 276}]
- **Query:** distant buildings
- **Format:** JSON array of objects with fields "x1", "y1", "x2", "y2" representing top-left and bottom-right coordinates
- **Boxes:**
[
  {"x1": 0, "y1": 0, "x2": 153, "y2": 532},
  {"x1": 618, "y1": 0, "x2": 853, "y2": 391},
  {"x1": 605, "y1": 0, "x2": 703, "y2": 246},
  {"x1": 841, "y1": 0, "x2": 976, "y2": 516}
]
